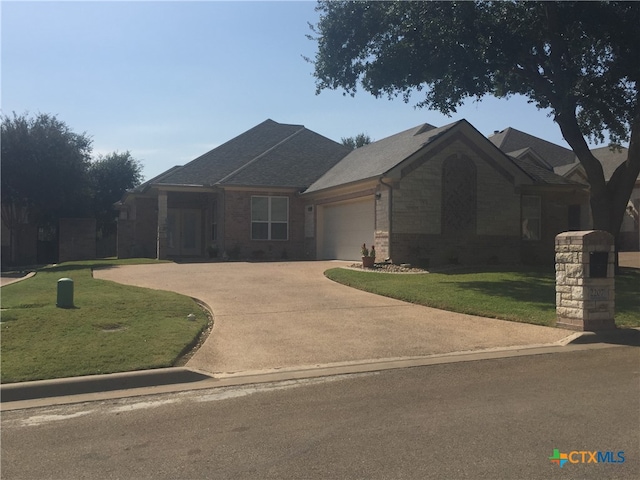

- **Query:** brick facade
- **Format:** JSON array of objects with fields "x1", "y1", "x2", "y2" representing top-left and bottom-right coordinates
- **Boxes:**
[
  {"x1": 58, "y1": 218, "x2": 96, "y2": 263},
  {"x1": 117, "y1": 197, "x2": 158, "y2": 258},
  {"x1": 223, "y1": 189, "x2": 308, "y2": 260}
]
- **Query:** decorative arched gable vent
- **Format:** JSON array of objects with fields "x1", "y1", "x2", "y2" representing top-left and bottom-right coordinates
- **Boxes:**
[{"x1": 441, "y1": 154, "x2": 477, "y2": 235}]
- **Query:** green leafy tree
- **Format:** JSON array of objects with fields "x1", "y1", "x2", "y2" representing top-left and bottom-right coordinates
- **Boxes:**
[
  {"x1": 341, "y1": 133, "x2": 373, "y2": 149},
  {"x1": 89, "y1": 151, "x2": 143, "y2": 235},
  {"x1": 1, "y1": 112, "x2": 93, "y2": 263},
  {"x1": 308, "y1": 1, "x2": 640, "y2": 244}
]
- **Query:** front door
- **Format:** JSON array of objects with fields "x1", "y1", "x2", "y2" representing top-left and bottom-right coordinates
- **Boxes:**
[{"x1": 167, "y1": 208, "x2": 202, "y2": 256}]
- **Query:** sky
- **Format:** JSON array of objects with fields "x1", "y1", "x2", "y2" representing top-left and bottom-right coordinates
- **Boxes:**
[{"x1": 1, "y1": 0, "x2": 591, "y2": 182}]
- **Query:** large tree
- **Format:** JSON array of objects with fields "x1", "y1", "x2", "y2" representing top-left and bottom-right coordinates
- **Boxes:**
[
  {"x1": 1, "y1": 113, "x2": 93, "y2": 263},
  {"x1": 89, "y1": 151, "x2": 143, "y2": 236},
  {"x1": 308, "y1": 1, "x2": 639, "y2": 244},
  {"x1": 1, "y1": 113, "x2": 144, "y2": 264}
]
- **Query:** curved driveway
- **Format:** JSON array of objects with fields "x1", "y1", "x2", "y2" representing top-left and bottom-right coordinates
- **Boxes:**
[{"x1": 95, "y1": 261, "x2": 572, "y2": 376}]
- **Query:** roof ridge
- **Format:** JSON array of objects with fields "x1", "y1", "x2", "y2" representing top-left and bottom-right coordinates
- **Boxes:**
[
  {"x1": 216, "y1": 126, "x2": 306, "y2": 185},
  {"x1": 414, "y1": 123, "x2": 437, "y2": 136}
]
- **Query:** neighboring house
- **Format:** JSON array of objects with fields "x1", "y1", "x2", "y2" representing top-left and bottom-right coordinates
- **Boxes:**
[
  {"x1": 116, "y1": 117, "x2": 636, "y2": 266},
  {"x1": 490, "y1": 128, "x2": 640, "y2": 251},
  {"x1": 555, "y1": 146, "x2": 639, "y2": 251},
  {"x1": 592, "y1": 146, "x2": 640, "y2": 251}
]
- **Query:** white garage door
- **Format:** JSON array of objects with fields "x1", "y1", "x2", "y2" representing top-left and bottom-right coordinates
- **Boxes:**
[{"x1": 321, "y1": 198, "x2": 375, "y2": 260}]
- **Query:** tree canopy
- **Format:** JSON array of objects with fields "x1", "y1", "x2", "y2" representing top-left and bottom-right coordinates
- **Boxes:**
[
  {"x1": 341, "y1": 133, "x2": 373, "y2": 149},
  {"x1": 309, "y1": 1, "x2": 639, "y2": 241},
  {"x1": 1, "y1": 112, "x2": 93, "y2": 226},
  {"x1": 1, "y1": 112, "x2": 144, "y2": 263},
  {"x1": 89, "y1": 151, "x2": 143, "y2": 234}
]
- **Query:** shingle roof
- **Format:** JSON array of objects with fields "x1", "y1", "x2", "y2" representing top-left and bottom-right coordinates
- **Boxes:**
[
  {"x1": 221, "y1": 128, "x2": 352, "y2": 188},
  {"x1": 305, "y1": 121, "x2": 455, "y2": 193},
  {"x1": 133, "y1": 165, "x2": 183, "y2": 193},
  {"x1": 149, "y1": 119, "x2": 350, "y2": 189},
  {"x1": 508, "y1": 155, "x2": 578, "y2": 185},
  {"x1": 489, "y1": 127, "x2": 576, "y2": 168},
  {"x1": 590, "y1": 145, "x2": 633, "y2": 181},
  {"x1": 554, "y1": 162, "x2": 580, "y2": 177}
]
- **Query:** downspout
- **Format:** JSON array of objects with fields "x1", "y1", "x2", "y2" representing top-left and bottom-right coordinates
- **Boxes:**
[{"x1": 379, "y1": 177, "x2": 393, "y2": 261}]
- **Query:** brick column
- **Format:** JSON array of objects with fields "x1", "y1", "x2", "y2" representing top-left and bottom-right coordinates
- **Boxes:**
[
  {"x1": 157, "y1": 191, "x2": 168, "y2": 260},
  {"x1": 555, "y1": 230, "x2": 615, "y2": 331}
]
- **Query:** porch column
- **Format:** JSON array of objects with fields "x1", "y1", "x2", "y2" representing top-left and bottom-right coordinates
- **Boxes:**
[{"x1": 157, "y1": 191, "x2": 168, "y2": 259}]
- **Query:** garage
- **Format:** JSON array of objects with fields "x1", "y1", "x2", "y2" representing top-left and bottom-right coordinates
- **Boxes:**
[{"x1": 319, "y1": 197, "x2": 375, "y2": 260}]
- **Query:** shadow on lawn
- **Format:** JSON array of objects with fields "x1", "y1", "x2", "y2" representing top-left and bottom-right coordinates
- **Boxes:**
[
  {"x1": 446, "y1": 278, "x2": 556, "y2": 307},
  {"x1": 43, "y1": 262, "x2": 138, "y2": 274},
  {"x1": 435, "y1": 266, "x2": 556, "y2": 306}
]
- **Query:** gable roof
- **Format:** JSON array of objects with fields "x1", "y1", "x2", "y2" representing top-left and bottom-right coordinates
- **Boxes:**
[
  {"x1": 305, "y1": 121, "x2": 455, "y2": 193},
  {"x1": 489, "y1": 127, "x2": 576, "y2": 168},
  {"x1": 552, "y1": 146, "x2": 636, "y2": 184},
  {"x1": 590, "y1": 145, "x2": 633, "y2": 181},
  {"x1": 140, "y1": 119, "x2": 350, "y2": 190},
  {"x1": 506, "y1": 147, "x2": 576, "y2": 185},
  {"x1": 508, "y1": 155, "x2": 579, "y2": 185}
]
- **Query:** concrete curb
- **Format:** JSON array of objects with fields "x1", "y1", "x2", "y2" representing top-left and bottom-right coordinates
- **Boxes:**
[
  {"x1": 0, "y1": 367, "x2": 213, "y2": 403},
  {"x1": 0, "y1": 271, "x2": 36, "y2": 287},
  {"x1": 2, "y1": 329, "x2": 637, "y2": 411}
]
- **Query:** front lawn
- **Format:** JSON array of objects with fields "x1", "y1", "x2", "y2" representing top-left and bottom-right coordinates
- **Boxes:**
[
  {"x1": 1, "y1": 259, "x2": 209, "y2": 383},
  {"x1": 325, "y1": 266, "x2": 640, "y2": 328}
]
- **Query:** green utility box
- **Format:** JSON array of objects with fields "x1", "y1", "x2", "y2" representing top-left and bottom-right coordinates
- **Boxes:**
[{"x1": 57, "y1": 278, "x2": 74, "y2": 308}]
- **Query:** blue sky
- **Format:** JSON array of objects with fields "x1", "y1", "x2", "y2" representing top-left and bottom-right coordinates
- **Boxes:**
[{"x1": 2, "y1": 0, "x2": 586, "y2": 181}]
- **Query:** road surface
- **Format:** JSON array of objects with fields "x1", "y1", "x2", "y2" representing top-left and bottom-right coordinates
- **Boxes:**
[{"x1": 2, "y1": 346, "x2": 638, "y2": 479}]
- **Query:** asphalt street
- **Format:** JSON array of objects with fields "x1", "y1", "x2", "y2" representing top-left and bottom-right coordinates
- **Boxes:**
[{"x1": 2, "y1": 346, "x2": 638, "y2": 480}]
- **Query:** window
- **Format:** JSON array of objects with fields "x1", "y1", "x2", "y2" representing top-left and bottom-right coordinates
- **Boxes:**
[
  {"x1": 522, "y1": 195, "x2": 541, "y2": 241},
  {"x1": 251, "y1": 196, "x2": 288, "y2": 240}
]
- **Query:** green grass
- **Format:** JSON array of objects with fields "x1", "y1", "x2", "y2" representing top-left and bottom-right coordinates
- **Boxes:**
[
  {"x1": 325, "y1": 266, "x2": 640, "y2": 328},
  {"x1": 1, "y1": 259, "x2": 209, "y2": 383}
]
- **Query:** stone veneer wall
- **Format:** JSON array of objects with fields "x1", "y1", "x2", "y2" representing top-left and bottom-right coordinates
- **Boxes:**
[
  {"x1": 389, "y1": 140, "x2": 521, "y2": 266},
  {"x1": 555, "y1": 230, "x2": 615, "y2": 331}
]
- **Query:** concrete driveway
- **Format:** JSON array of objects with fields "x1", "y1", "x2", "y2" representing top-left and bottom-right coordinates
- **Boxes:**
[{"x1": 95, "y1": 261, "x2": 572, "y2": 376}]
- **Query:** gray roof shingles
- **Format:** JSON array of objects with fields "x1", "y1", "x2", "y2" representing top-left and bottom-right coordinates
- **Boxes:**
[
  {"x1": 509, "y1": 155, "x2": 578, "y2": 185},
  {"x1": 489, "y1": 127, "x2": 576, "y2": 168},
  {"x1": 138, "y1": 118, "x2": 615, "y2": 196},
  {"x1": 222, "y1": 128, "x2": 352, "y2": 188},
  {"x1": 305, "y1": 121, "x2": 454, "y2": 193},
  {"x1": 590, "y1": 145, "x2": 634, "y2": 181},
  {"x1": 151, "y1": 119, "x2": 350, "y2": 189}
]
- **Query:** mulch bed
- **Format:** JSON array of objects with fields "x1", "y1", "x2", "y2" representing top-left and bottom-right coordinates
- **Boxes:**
[{"x1": 347, "y1": 262, "x2": 429, "y2": 274}]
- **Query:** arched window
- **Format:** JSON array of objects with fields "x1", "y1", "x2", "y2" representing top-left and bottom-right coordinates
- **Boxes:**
[{"x1": 441, "y1": 155, "x2": 477, "y2": 235}]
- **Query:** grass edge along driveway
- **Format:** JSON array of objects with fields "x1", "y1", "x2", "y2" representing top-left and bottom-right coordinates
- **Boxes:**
[
  {"x1": 325, "y1": 266, "x2": 640, "y2": 328},
  {"x1": 1, "y1": 259, "x2": 209, "y2": 383}
]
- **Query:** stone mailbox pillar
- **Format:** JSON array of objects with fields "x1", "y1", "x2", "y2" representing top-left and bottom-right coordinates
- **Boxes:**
[{"x1": 555, "y1": 230, "x2": 615, "y2": 331}]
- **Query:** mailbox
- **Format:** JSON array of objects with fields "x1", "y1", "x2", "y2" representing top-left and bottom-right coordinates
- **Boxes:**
[
  {"x1": 555, "y1": 230, "x2": 615, "y2": 331},
  {"x1": 589, "y1": 252, "x2": 609, "y2": 278}
]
